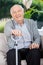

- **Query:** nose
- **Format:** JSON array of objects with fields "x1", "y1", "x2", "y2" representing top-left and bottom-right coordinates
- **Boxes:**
[
  {"x1": 15, "y1": 12, "x2": 18, "y2": 15},
  {"x1": 15, "y1": 12, "x2": 19, "y2": 15}
]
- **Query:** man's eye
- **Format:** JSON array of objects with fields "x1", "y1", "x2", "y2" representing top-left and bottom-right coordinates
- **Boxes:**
[{"x1": 13, "y1": 11, "x2": 16, "y2": 13}]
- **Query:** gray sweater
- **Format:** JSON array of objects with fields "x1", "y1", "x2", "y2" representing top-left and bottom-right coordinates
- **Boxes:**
[{"x1": 4, "y1": 18, "x2": 40, "y2": 50}]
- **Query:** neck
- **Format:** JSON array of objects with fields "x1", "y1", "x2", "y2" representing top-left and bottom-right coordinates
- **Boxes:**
[
  {"x1": 17, "y1": 19, "x2": 24, "y2": 26},
  {"x1": 19, "y1": 22, "x2": 24, "y2": 26}
]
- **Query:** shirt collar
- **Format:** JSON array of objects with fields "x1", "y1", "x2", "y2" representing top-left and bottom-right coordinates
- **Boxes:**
[{"x1": 12, "y1": 18, "x2": 25, "y2": 26}]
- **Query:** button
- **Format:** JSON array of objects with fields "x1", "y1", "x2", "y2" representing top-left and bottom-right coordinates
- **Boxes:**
[{"x1": 14, "y1": 44, "x2": 18, "y2": 46}]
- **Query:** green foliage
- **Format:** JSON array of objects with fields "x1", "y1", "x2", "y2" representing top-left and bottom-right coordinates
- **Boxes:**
[
  {"x1": 32, "y1": 0, "x2": 43, "y2": 10},
  {"x1": 24, "y1": 7, "x2": 35, "y2": 19},
  {"x1": 30, "y1": 0, "x2": 43, "y2": 21},
  {"x1": 0, "y1": 21, "x2": 6, "y2": 32},
  {"x1": 24, "y1": 6, "x2": 43, "y2": 21},
  {"x1": 24, "y1": 11, "x2": 32, "y2": 19}
]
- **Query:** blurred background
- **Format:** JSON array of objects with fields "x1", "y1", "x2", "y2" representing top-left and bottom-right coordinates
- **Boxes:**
[{"x1": 0, "y1": 0, "x2": 43, "y2": 32}]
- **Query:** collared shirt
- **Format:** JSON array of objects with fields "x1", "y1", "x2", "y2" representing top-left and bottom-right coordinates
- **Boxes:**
[{"x1": 12, "y1": 21, "x2": 31, "y2": 49}]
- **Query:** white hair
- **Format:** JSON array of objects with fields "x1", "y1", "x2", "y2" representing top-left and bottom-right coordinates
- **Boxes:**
[{"x1": 10, "y1": 4, "x2": 24, "y2": 15}]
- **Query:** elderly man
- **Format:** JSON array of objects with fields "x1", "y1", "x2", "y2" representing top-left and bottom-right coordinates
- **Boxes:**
[{"x1": 4, "y1": 4, "x2": 40, "y2": 65}]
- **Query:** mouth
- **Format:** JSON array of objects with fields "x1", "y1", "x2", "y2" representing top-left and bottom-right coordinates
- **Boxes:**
[{"x1": 16, "y1": 15, "x2": 21, "y2": 18}]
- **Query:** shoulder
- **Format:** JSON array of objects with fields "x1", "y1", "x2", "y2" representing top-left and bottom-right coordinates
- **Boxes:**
[
  {"x1": 5, "y1": 19, "x2": 13, "y2": 27},
  {"x1": 24, "y1": 18, "x2": 37, "y2": 25},
  {"x1": 5, "y1": 19, "x2": 12, "y2": 25}
]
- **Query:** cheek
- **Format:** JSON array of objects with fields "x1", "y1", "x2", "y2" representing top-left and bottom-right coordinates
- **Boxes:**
[
  {"x1": 20, "y1": 13, "x2": 24, "y2": 17},
  {"x1": 12, "y1": 14, "x2": 16, "y2": 18},
  {"x1": 19, "y1": 11, "x2": 24, "y2": 15},
  {"x1": 21, "y1": 12, "x2": 24, "y2": 16}
]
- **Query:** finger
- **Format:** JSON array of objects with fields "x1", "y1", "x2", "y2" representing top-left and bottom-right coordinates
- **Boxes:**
[
  {"x1": 31, "y1": 44, "x2": 36, "y2": 49},
  {"x1": 36, "y1": 44, "x2": 39, "y2": 48},
  {"x1": 31, "y1": 44, "x2": 34, "y2": 48},
  {"x1": 12, "y1": 30, "x2": 15, "y2": 35}
]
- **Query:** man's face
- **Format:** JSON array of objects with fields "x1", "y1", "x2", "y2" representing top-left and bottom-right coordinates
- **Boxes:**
[{"x1": 11, "y1": 6, "x2": 24, "y2": 23}]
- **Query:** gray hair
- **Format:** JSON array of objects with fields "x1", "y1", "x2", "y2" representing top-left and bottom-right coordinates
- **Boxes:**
[{"x1": 10, "y1": 4, "x2": 24, "y2": 15}]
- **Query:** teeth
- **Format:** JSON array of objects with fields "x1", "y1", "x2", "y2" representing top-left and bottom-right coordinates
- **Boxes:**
[{"x1": 16, "y1": 16, "x2": 21, "y2": 18}]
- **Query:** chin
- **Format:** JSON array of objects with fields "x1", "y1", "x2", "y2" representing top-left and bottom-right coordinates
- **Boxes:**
[
  {"x1": 18, "y1": 18, "x2": 23, "y2": 20},
  {"x1": 18, "y1": 19, "x2": 23, "y2": 21}
]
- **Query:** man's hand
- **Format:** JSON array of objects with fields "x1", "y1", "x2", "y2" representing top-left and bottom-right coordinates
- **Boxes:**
[
  {"x1": 31, "y1": 43, "x2": 39, "y2": 49},
  {"x1": 11, "y1": 29, "x2": 22, "y2": 36},
  {"x1": 29, "y1": 43, "x2": 39, "y2": 49}
]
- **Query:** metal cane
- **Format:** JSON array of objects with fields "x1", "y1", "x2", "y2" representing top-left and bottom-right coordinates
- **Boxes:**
[{"x1": 11, "y1": 35, "x2": 18, "y2": 65}]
